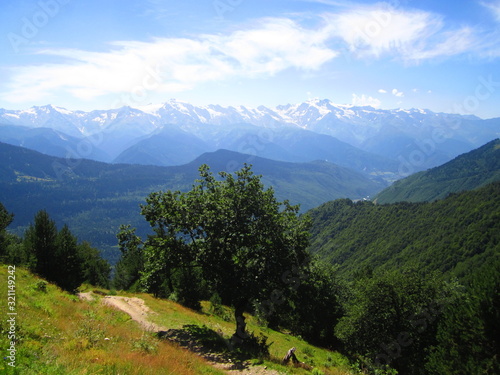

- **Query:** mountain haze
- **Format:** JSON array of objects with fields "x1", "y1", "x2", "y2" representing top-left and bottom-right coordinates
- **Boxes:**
[
  {"x1": 1, "y1": 99, "x2": 498, "y2": 181},
  {"x1": 0, "y1": 142, "x2": 384, "y2": 261},
  {"x1": 375, "y1": 138, "x2": 500, "y2": 203}
]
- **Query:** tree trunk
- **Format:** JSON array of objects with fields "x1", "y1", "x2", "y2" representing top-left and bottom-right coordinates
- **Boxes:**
[
  {"x1": 232, "y1": 301, "x2": 248, "y2": 344},
  {"x1": 282, "y1": 347, "x2": 299, "y2": 365}
]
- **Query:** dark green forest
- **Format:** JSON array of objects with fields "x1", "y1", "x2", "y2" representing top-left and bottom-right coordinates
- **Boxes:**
[
  {"x1": 0, "y1": 142, "x2": 384, "y2": 263},
  {"x1": 1, "y1": 155, "x2": 499, "y2": 374},
  {"x1": 308, "y1": 182, "x2": 500, "y2": 280},
  {"x1": 375, "y1": 138, "x2": 500, "y2": 203},
  {"x1": 0, "y1": 205, "x2": 110, "y2": 291},
  {"x1": 111, "y1": 166, "x2": 500, "y2": 374}
]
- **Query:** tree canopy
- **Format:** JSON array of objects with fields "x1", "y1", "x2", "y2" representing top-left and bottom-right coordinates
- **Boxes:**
[
  {"x1": 0, "y1": 203, "x2": 14, "y2": 260},
  {"x1": 126, "y1": 164, "x2": 312, "y2": 340},
  {"x1": 2, "y1": 208, "x2": 111, "y2": 291}
]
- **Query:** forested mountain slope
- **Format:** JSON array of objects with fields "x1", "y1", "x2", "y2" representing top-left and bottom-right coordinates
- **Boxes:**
[
  {"x1": 308, "y1": 181, "x2": 500, "y2": 280},
  {"x1": 375, "y1": 138, "x2": 500, "y2": 203},
  {"x1": 0, "y1": 142, "x2": 384, "y2": 262}
]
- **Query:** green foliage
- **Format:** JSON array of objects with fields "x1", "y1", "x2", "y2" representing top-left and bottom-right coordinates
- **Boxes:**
[
  {"x1": 0, "y1": 202, "x2": 14, "y2": 260},
  {"x1": 53, "y1": 225, "x2": 82, "y2": 292},
  {"x1": 167, "y1": 267, "x2": 205, "y2": 311},
  {"x1": 124, "y1": 164, "x2": 312, "y2": 339},
  {"x1": 376, "y1": 138, "x2": 500, "y2": 204},
  {"x1": 25, "y1": 210, "x2": 58, "y2": 278},
  {"x1": 308, "y1": 182, "x2": 500, "y2": 281},
  {"x1": 1, "y1": 234, "x2": 33, "y2": 266},
  {"x1": 132, "y1": 332, "x2": 159, "y2": 354},
  {"x1": 74, "y1": 309, "x2": 106, "y2": 349},
  {"x1": 266, "y1": 261, "x2": 345, "y2": 347},
  {"x1": 0, "y1": 206, "x2": 33, "y2": 265},
  {"x1": 0, "y1": 201, "x2": 13, "y2": 230},
  {"x1": 209, "y1": 293, "x2": 232, "y2": 321},
  {"x1": 113, "y1": 225, "x2": 144, "y2": 291},
  {"x1": 336, "y1": 270, "x2": 447, "y2": 374},
  {"x1": 78, "y1": 241, "x2": 111, "y2": 288},
  {"x1": 32, "y1": 280, "x2": 48, "y2": 293},
  {"x1": 2, "y1": 208, "x2": 110, "y2": 292},
  {"x1": 425, "y1": 258, "x2": 500, "y2": 374}
]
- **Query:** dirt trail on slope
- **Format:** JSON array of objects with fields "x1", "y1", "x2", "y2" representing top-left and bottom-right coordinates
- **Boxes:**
[
  {"x1": 102, "y1": 296, "x2": 165, "y2": 332},
  {"x1": 79, "y1": 293, "x2": 282, "y2": 374}
]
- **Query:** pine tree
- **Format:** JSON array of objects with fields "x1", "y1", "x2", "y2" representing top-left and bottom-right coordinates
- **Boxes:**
[
  {"x1": 54, "y1": 225, "x2": 83, "y2": 291},
  {"x1": 25, "y1": 210, "x2": 58, "y2": 279},
  {"x1": 0, "y1": 202, "x2": 14, "y2": 260}
]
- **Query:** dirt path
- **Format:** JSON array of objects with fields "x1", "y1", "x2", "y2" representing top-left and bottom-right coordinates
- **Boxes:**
[
  {"x1": 102, "y1": 296, "x2": 165, "y2": 332},
  {"x1": 80, "y1": 293, "x2": 283, "y2": 375}
]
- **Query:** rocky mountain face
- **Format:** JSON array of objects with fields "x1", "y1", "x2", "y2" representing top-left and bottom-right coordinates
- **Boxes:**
[{"x1": 1, "y1": 99, "x2": 498, "y2": 181}]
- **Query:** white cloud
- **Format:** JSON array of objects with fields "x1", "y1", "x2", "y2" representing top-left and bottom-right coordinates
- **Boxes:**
[
  {"x1": 0, "y1": 18, "x2": 338, "y2": 104},
  {"x1": 352, "y1": 93, "x2": 381, "y2": 107},
  {"x1": 481, "y1": 1, "x2": 500, "y2": 22},
  {"x1": 403, "y1": 26, "x2": 477, "y2": 61},
  {"x1": 324, "y1": 3, "x2": 479, "y2": 62},
  {"x1": 378, "y1": 89, "x2": 387, "y2": 94},
  {"x1": 208, "y1": 18, "x2": 337, "y2": 74},
  {"x1": 0, "y1": 3, "x2": 491, "y2": 105},
  {"x1": 392, "y1": 88, "x2": 404, "y2": 97}
]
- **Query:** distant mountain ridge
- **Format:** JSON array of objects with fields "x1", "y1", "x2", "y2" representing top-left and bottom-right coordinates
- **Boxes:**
[
  {"x1": 0, "y1": 142, "x2": 385, "y2": 261},
  {"x1": 0, "y1": 99, "x2": 487, "y2": 137},
  {"x1": 375, "y1": 138, "x2": 500, "y2": 203},
  {"x1": 1, "y1": 99, "x2": 498, "y2": 179}
]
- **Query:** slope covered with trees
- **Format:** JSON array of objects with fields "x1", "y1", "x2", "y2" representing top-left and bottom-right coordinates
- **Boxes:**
[
  {"x1": 0, "y1": 142, "x2": 385, "y2": 262},
  {"x1": 308, "y1": 181, "x2": 500, "y2": 280},
  {"x1": 113, "y1": 163, "x2": 499, "y2": 374},
  {"x1": 375, "y1": 138, "x2": 500, "y2": 203},
  {"x1": 2, "y1": 155, "x2": 498, "y2": 374},
  {"x1": 0, "y1": 206, "x2": 110, "y2": 291},
  {"x1": 306, "y1": 182, "x2": 500, "y2": 374}
]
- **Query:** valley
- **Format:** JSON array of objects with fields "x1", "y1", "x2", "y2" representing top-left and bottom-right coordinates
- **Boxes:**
[{"x1": 0, "y1": 100, "x2": 499, "y2": 375}]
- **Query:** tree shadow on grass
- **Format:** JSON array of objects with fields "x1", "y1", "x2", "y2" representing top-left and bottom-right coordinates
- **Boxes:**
[{"x1": 157, "y1": 324, "x2": 270, "y2": 370}]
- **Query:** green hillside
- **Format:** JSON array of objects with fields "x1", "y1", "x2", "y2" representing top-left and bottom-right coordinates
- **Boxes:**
[
  {"x1": 0, "y1": 266, "x2": 353, "y2": 375},
  {"x1": 375, "y1": 138, "x2": 500, "y2": 204},
  {"x1": 2, "y1": 152, "x2": 499, "y2": 374},
  {"x1": 308, "y1": 181, "x2": 500, "y2": 280},
  {"x1": 0, "y1": 143, "x2": 385, "y2": 262}
]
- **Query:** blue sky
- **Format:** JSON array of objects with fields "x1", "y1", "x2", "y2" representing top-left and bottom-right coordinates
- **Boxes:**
[{"x1": 1, "y1": 0, "x2": 500, "y2": 118}]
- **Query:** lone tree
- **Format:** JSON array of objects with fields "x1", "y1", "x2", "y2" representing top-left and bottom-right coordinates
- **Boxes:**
[{"x1": 126, "y1": 164, "x2": 311, "y2": 341}]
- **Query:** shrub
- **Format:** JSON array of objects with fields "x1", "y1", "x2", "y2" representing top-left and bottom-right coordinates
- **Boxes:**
[
  {"x1": 132, "y1": 332, "x2": 158, "y2": 354},
  {"x1": 32, "y1": 280, "x2": 48, "y2": 293}
]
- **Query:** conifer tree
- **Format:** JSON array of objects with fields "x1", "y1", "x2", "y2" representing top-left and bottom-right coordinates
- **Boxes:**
[
  {"x1": 0, "y1": 202, "x2": 13, "y2": 259},
  {"x1": 54, "y1": 225, "x2": 83, "y2": 291},
  {"x1": 25, "y1": 210, "x2": 58, "y2": 278}
]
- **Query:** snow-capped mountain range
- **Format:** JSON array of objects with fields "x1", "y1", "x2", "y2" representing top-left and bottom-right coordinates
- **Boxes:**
[
  {"x1": 0, "y1": 99, "x2": 498, "y2": 180},
  {"x1": 0, "y1": 98, "x2": 480, "y2": 137}
]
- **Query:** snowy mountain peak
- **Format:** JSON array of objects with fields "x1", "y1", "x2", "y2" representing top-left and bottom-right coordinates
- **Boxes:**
[
  {"x1": 0, "y1": 99, "x2": 494, "y2": 145},
  {"x1": 0, "y1": 99, "x2": 497, "y2": 179}
]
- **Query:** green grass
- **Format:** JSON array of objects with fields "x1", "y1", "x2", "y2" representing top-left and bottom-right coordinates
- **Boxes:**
[
  {"x1": 141, "y1": 294, "x2": 354, "y2": 374},
  {"x1": 0, "y1": 266, "x2": 354, "y2": 374},
  {"x1": 0, "y1": 266, "x2": 224, "y2": 375}
]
